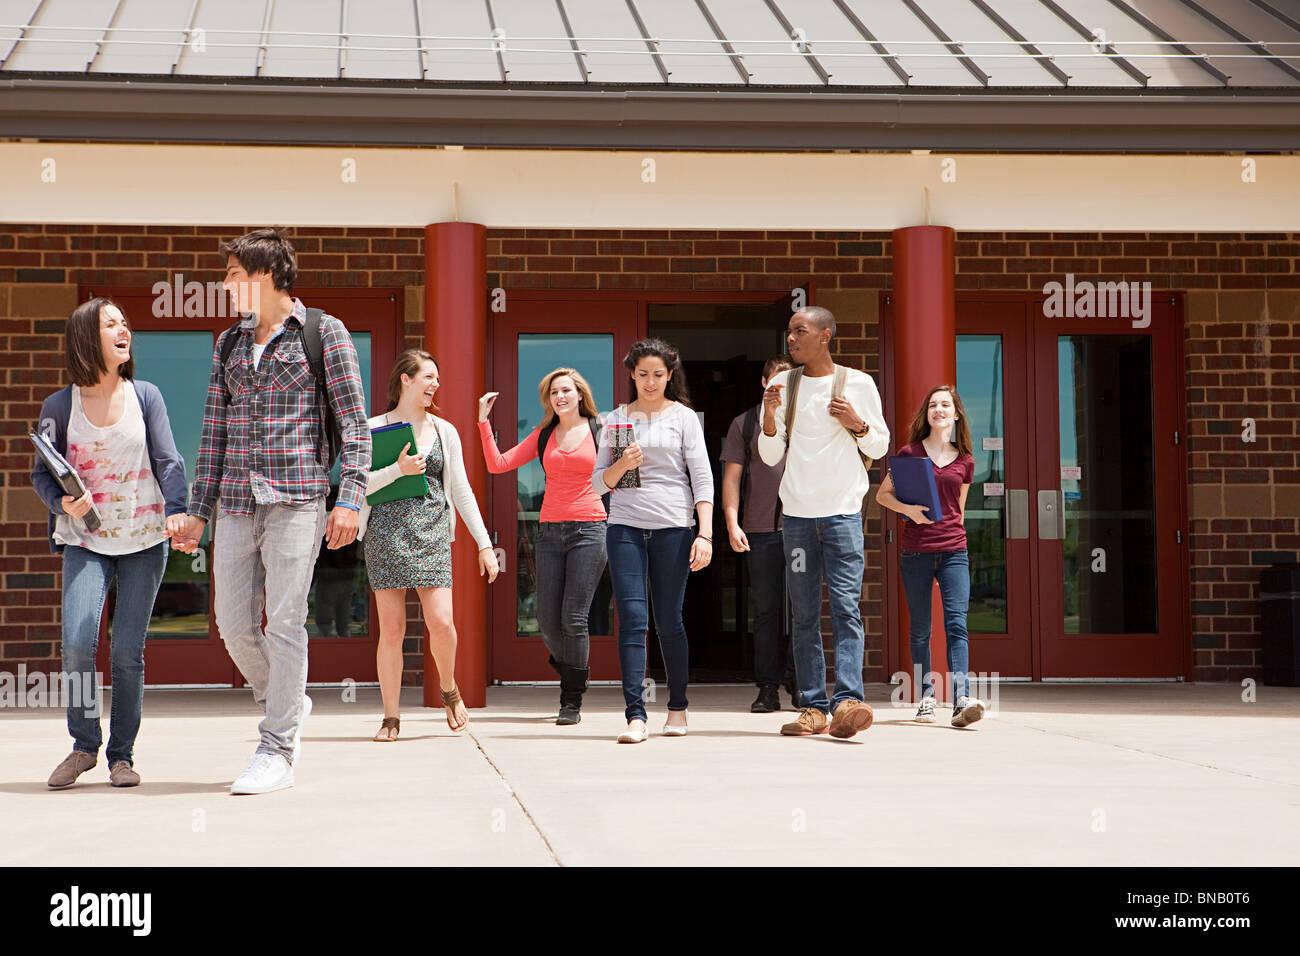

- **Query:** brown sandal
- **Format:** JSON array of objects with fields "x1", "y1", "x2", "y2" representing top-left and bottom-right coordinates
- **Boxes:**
[
  {"x1": 373, "y1": 717, "x2": 400, "y2": 742},
  {"x1": 441, "y1": 685, "x2": 467, "y2": 732}
]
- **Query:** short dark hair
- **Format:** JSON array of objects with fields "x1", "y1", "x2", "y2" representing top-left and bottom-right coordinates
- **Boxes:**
[
  {"x1": 66, "y1": 297, "x2": 133, "y2": 387},
  {"x1": 219, "y1": 227, "x2": 297, "y2": 292},
  {"x1": 799, "y1": 306, "x2": 836, "y2": 336},
  {"x1": 763, "y1": 354, "x2": 794, "y2": 380}
]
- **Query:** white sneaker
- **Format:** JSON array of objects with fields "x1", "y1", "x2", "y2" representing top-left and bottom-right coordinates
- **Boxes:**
[
  {"x1": 617, "y1": 721, "x2": 648, "y2": 744},
  {"x1": 952, "y1": 696, "x2": 986, "y2": 728},
  {"x1": 291, "y1": 694, "x2": 312, "y2": 766},
  {"x1": 915, "y1": 696, "x2": 937, "y2": 723},
  {"x1": 231, "y1": 752, "x2": 294, "y2": 795}
]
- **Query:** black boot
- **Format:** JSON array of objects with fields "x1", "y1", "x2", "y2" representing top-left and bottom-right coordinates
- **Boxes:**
[
  {"x1": 557, "y1": 664, "x2": 589, "y2": 725},
  {"x1": 547, "y1": 654, "x2": 563, "y2": 677}
]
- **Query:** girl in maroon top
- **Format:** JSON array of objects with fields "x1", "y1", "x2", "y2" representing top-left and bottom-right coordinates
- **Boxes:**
[{"x1": 876, "y1": 384, "x2": 986, "y2": 728}]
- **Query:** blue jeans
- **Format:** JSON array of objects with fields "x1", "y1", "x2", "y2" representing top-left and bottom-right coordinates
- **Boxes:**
[
  {"x1": 900, "y1": 549, "x2": 971, "y2": 701},
  {"x1": 535, "y1": 520, "x2": 608, "y2": 667},
  {"x1": 61, "y1": 542, "x2": 168, "y2": 766},
  {"x1": 606, "y1": 524, "x2": 693, "y2": 722},
  {"x1": 782, "y1": 514, "x2": 866, "y2": 714}
]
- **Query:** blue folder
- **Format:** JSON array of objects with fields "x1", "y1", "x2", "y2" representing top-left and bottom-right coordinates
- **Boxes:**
[{"x1": 887, "y1": 455, "x2": 945, "y2": 523}]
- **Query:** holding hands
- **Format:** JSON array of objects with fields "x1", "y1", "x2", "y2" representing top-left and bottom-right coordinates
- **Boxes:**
[{"x1": 168, "y1": 514, "x2": 205, "y2": 554}]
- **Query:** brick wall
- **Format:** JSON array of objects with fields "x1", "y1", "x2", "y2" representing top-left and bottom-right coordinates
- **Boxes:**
[{"x1": 2, "y1": 224, "x2": 1297, "y2": 684}]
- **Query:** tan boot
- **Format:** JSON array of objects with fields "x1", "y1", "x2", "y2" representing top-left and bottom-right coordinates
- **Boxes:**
[
  {"x1": 780, "y1": 707, "x2": 829, "y2": 736},
  {"x1": 109, "y1": 760, "x2": 141, "y2": 787},
  {"x1": 829, "y1": 700, "x2": 874, "y2": 739},
  {"x1": 48, "y1": 751, "x2": 97, "y2": 789}
]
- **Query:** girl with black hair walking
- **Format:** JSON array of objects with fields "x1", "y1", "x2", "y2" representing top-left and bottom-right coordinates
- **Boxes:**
[{"x1": 592, "y1": 339, "x2": 714, "y2": 743}]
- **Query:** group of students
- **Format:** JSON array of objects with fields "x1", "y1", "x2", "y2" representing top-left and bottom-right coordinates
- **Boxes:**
[{"x1": 32, "y1": 226, "x2": 982, "y2": 796}]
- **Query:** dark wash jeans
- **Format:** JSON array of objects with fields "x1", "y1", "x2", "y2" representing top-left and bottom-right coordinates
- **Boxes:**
[
  {"x1": 746, "y1": 530, "x2": 793, "y2": 689},
  {"x1": 899, "y1": 549, "x2": 971, "y2": 701},
  {"x1": 606, "y1": 523, "x2": 693, "y2": 722},
  {"x1": 535, "y1": 520, "x2": 608, "y2": 668},
  {"x1": 782, "y1": 514, "x2": 866, "y2": 714},
  {"x1": 61, "y1": 541, "x2": 168, "y2": 766}
]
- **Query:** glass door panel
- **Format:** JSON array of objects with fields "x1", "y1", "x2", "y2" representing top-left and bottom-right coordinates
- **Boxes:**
[
  {"x1": 488, "y1": 296, "x2": 641, "y2": 681},
  {"x1": 957, "y1": 335, "x2": 1008, "y2": 635},
  {"x1": 1057, "y1": 335, "x2": 1158, "y2": 635}
]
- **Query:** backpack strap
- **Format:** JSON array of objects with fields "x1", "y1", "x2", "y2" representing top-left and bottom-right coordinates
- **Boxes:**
[
  {"x1": 300, "y1": 308, "x2": 341, "y2": 468},
  {"x1": 218, "y1": 323, "x2": 243, "y2": 400},
  {"x1": 831, "y1": 363, "x2": 874, "y2": 473},
  {"x1": 784, "y1": 366, "x2": 804, "y2": 440},
  {"x1": 536, "y1": 419, "x2": 560, "y2": 474}
]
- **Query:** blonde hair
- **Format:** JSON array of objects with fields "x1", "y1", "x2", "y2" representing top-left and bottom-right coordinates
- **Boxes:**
[{"x1": 538, "y1": 367, "x2": 599, "y2": 428}]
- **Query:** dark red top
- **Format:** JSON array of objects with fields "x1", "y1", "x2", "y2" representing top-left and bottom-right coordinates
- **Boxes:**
[{"x1": 893, "y1": 441, "x2": 975, "y2": 553}]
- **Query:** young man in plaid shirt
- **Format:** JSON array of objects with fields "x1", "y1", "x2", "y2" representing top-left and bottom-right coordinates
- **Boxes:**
[{"x1": 174, "y1": 229, "x2": 371, "y2": 795}]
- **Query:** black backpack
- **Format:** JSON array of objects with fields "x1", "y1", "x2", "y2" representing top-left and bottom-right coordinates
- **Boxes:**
[{"x1": 218, "y1": 307, "x2": 343, "y2": 469}]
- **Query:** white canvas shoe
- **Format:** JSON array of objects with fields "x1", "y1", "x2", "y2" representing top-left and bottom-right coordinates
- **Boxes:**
[{"x1": 230, "y1": 752, "x2": 294, "y2": 795}]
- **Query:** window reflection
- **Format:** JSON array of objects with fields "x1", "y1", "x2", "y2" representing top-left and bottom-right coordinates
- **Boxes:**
[{"x1": 956, "y1": 335, "x2": 1008, "y2": 634}]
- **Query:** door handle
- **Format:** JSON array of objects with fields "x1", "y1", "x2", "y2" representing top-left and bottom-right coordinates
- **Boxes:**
[
  {"x1": 1037, "y1": 489, "x2": 1065, "y2": 540},
  {"x1": 1006, "y1": 489, "x2": 1029, "y2": 539}
]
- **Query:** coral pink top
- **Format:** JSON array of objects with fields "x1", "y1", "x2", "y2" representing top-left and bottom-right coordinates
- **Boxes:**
[{"x1": 478, "y1": 420, "x2": 606, "y2": 523}]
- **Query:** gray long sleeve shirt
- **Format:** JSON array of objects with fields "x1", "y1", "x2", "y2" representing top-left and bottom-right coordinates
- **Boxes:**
[{"x1": 592, "y1": 402, "x2": 714, "y2": 529}]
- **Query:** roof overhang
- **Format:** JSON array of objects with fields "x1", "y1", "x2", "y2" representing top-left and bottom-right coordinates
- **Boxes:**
[{"x1": 3, "y1": 77, "x2": 1300, "y2": 152}]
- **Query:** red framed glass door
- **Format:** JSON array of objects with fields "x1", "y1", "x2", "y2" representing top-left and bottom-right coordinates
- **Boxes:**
[
  {"x1": 487, "y1": 294, "x2": 641, "y2": 681},
  {"x1": 886, "y1": 291, "x2": 1188, "y2": 683},
  {"x1": 83, "y1": 286, "x2": 402, "y2": 685},
  {"x1": 1032, "y1": 299, "x2": 1187, "y2": 678}
]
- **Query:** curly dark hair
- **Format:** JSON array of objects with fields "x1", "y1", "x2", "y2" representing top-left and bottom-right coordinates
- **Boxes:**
[{"x1": 624, "y1": 338, "x2": 691, "y2": 407}]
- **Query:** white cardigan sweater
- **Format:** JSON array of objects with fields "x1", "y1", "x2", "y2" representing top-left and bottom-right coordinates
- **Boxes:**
[{"x1": 357, "y1": 411, "x2": 493, "y2": 551}]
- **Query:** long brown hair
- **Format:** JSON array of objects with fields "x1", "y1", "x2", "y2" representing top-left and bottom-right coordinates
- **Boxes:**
[
  {"x1": 538, "y1": 367, "x2": 600, "y2": 429},
  {"x1": 386, "y1": 349, "x2": 438, "y2": 412},
  {"x1": 624, "y1": 338, "x2": 691, "y2": 407},
  {"x1": 66, "y1": 297, "x2": 134, "y2": 387},
  {"x1": 907, "y1": 384, "x2": 973, "y2": 458}
]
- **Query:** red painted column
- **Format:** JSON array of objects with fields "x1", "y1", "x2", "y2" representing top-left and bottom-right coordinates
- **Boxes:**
[
  {"x1": 424, "y1": 222, "x2": 488, "y2": 709},
  {"x1": 890, "y1": 225, "x2": 956, "y2": 700}
]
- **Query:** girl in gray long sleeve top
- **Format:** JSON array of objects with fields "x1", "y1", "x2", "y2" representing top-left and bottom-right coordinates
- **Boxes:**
[
  {"x1": 592, "y1": 401, "x2": 714, "y2": 529},
  {"x1": 593, "y1": 338, "x2": 714, "y2": 744}
]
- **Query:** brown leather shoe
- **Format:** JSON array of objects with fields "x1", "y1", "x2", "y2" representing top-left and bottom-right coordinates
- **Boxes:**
[
  {"x1": 109, "y1": 761, "x2": 141, "y2": 787},
  {"x1": 780, "y1": 707, "x2": 829, "y2": 736},
  {"x1": 48, "y1": 751, "x2": 97, "y2": 789},
  {"x1": 829, "y1": 700, "x2": 875, "y2": 739}
]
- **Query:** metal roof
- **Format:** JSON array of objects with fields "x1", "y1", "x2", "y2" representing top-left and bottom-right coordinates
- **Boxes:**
[{"x1": 2, "y1": 0, "x2": 1300, "y2": 150}]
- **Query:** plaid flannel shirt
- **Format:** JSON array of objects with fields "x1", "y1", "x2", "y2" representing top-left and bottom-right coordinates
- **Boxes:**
[{"x1": 190, "y1": 299, "x2": 371, "y2": 522}]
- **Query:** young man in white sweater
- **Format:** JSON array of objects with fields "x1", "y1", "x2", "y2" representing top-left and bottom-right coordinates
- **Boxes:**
[{"x1": 758, "y1": 307, "x2": 889, "y2": 738}]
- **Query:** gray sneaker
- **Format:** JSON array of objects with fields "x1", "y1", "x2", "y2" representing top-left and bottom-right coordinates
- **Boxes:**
[
  {"x1": 915, "y1": 696, "x2": 938, "y2": 723},
  {"x1": 48, "y1": 751, "x2": 97, "y2": 789},
  {"x1": 952, "y1": 696, "x2": 986, "y2": 728}
]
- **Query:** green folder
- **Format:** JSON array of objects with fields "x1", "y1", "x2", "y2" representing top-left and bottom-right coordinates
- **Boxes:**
[{"x1": 366, "y1": 421, "x2": 430, "y2": 506}]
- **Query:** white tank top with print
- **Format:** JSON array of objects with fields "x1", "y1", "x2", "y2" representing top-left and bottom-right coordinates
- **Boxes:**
[{"x1": 54, "y1": 381, "x2": 168, "y2": 555}]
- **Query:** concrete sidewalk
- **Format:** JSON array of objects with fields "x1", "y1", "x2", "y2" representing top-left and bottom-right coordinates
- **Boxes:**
[{"x1": 1, "y1": 683, "x2": 1297, "y2": 866}]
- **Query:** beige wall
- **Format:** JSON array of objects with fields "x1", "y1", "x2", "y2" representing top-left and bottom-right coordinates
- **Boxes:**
[{"x1": 2, "y1": 144, "x2": 1297, "y2": 231}]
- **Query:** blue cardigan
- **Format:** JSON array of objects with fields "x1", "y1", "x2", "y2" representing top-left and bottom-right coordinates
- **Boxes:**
[{"x1": 31, "y1": 380, "x2": 189, "y2": 553}]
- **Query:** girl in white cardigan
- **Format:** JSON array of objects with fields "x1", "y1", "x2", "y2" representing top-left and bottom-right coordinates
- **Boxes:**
[{"x1": 358, "y1": 349, "x2": 498, "y2": 740}]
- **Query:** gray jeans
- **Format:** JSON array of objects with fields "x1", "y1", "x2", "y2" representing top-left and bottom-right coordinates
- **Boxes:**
[
  {"x1": 213, "y1": 499, "x2": 327, "y2": 762},
  {"x1": 535, "y1": 520, "x2": 608, "y2": 667}
]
